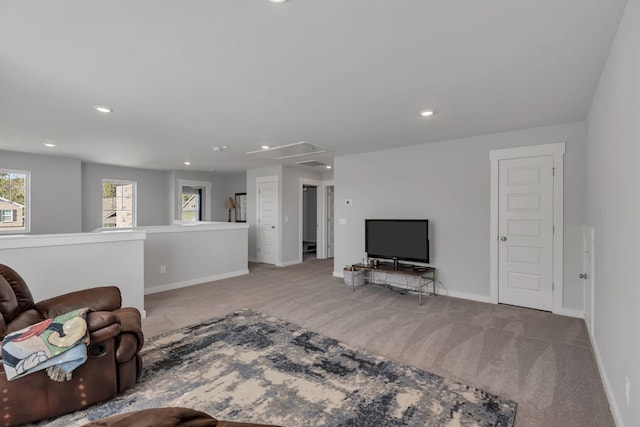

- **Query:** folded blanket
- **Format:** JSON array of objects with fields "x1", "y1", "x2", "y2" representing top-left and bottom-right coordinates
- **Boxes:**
[{"x1": 1, "y1": 308, "x2": 91, "y2": 382}]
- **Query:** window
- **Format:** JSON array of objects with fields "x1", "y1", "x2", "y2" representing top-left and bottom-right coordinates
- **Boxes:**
[
  {"x1": 102, "y1": 180, "x2": 136, "y2": 228},
  {"x1": 1, "y1": 210, "x2": 13, "y2": 222},
  {"x1": 0, "y1": 169, "x2": 29, "y2": 233},
  {"x1": 176, "y1": 180, "x2": 211, "y2": 222},
  {"x1": 181, "y1": 187, "x2": 202, "y2": 221}
]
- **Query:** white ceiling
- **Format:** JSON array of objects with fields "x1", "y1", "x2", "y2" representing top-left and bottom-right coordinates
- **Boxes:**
[{"x1": 0, "y1": 0, "x2": 627, "y2": 172}]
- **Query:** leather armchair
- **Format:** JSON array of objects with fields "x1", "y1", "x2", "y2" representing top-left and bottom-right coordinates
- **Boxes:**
[
  {"x1": 0, "y1": 264, "x2": 144, "y2": 427},
  {"x1": 82, "y1": 407, "x2": 281, "y2": 427}
]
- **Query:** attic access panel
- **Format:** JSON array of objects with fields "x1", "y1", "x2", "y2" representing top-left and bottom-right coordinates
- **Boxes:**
[
  {"x1": 296, "y1": 160, "x2": 327, "y2": 167},
  {"x1": 246, "y1": 142, "x2": 327, "y2": 160}
]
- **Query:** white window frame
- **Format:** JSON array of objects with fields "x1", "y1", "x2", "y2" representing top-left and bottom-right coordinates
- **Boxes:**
[
  {"x1": 176, "y1": 179, "x2": 212, "y2": 222},
  {"x1": 1, "y1": 210, "x2": 12, "y2": 222},
  {"x1": 0, "y1": 168, "x2": 30, "y2": 234},
  {"x1": 102, "y1": 179, "x2": 137, "y2": 229}
]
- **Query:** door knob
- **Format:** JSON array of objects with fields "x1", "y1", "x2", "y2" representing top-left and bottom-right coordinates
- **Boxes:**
[
  {"x1": 271, "y1": 226, "x2": 276, "y2": 229},
  {"x1": 579, "y1": 273, "x2": 588, "y2": 279},
  {"x1": 500, "y1": 236, "x2": 507, "y2": 241}
]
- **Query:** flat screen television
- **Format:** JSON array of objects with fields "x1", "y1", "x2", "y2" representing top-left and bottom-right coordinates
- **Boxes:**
[{"x1": 365, "y1": 219, "x2": 430, "y2": 264}]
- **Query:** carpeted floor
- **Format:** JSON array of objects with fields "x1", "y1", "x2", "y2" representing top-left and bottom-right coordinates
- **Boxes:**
[
  {"x1": 141, "y1": 259, "x2": 613, "y2": 427},
  {"x1": 39, "y1": 310, "x2": 517, "y2": 426}
]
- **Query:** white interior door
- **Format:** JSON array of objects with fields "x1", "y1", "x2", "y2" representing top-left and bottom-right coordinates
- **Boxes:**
[
  {"x1": 498, "y1": 155, "x2": 554, "y2": 311},
  {"x1": 257, "y1": 177, "x2": 278, "y2": 265},
  {"x1": 326, "y1": 185, "x2": 334, "y2": 258},
  {"x1": 582, "y1": 226, "x2": 595, "y2": 335}
]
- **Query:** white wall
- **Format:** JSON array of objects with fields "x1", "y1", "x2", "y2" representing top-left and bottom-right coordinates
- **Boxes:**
[
  {"x1": 0, "y1": 150, "x2": 82, "y2": 234},
  {"x1": 586, "y1": 0, "x2": 640, "y2": 425},
  {"x1": 142, "y1": 223, "x2": 249, "y2": 294},
  {"x1": 0, "y1": 232, "x2": 146, "y2": 315},
  {"x1": 333, "y1": 121, "x2": 588, "y2": 311},
  {"x1": 82, "y1": 162, "x2": 169, "y2": 231}
]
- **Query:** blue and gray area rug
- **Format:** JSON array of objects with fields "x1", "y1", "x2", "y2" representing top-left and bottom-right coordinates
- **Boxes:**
[{"x1": 41, "y1": 309, "x2": 516, "y2": 426}]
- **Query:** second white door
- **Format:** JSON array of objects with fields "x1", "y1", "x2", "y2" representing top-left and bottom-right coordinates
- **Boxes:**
[
  {"x1": 498, "y1": 155, "x2": 554, "y2": 311},
  {"x1": 257, "y1": 177, "x2": 279, "y2": 265}
]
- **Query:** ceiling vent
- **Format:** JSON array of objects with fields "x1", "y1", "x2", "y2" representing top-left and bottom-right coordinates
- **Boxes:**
[
  {"x1": 246, "y1": 141, "x2": 327, "y2": 160},
  {"x1": 296, "y1": 160, "x2": 327, "y2": 167}
]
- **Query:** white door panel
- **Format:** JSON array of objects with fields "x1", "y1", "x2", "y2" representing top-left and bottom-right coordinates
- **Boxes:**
[
  {"x1": 498, "y1": 156, "x2": 553, "y2": 311},
  {"x1": 257, "y1": 177, "x2": 278, "y2": 265}
]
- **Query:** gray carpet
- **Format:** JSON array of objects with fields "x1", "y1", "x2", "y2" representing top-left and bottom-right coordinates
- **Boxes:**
[
  {"x1": 142, "y1": 259, "x2": 613, "y2": 427},
  {"x1": 40, "y1": 309, "x2": 517, "y2": 426}
]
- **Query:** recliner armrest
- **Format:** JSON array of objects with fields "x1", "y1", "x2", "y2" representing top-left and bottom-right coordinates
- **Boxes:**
[
  {"x1": 35, "y1": 286, "x2": 122, "y2": 318},
  {"x1": 113, "y1": 308, "x2": 144, "y2": 360}
]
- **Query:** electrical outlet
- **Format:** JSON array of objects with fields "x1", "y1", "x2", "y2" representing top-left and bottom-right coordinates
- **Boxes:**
[
  {"x1": 625, "y1": 377, "x2": 630, "y2": 405},
  {"x1": 160, "y1": 265, "x2": 166, "y2": 274}
]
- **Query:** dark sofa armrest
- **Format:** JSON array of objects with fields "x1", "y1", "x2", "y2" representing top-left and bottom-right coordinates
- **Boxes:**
[
  {"x1": 35, "y1": 286, "x2": 122, "y2": 318},
  {"x1": 88, "y1": 311, "x2": 122, "y2": 344},
  {"x1": 113, "y1": 308, "x2": 144, "y2": 360}
]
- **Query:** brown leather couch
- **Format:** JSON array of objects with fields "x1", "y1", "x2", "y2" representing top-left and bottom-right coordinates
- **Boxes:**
[
  {"x1": 83, "y1": 407, "x2": 281, "y2": 427},
  {"x1": 0, "y1": 263, "x2": 144, "y2": 427}
]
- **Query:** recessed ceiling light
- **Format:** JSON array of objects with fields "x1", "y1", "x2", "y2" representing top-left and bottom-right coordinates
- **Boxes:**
[
  {"x1": 326, "y1": 165, "x2": 332, "y2": 169},
  {"x1": 420, "y1": 110, "x2": 435, "y2": 117},
  {"x1": 222, "y1": 145, "x2": 229, "y2": 150},
  {"x1": 269, "y1": 0, "x2": 287, "y2": 3},
  {"x1": 43, "y1": 142, "x2": 56, "y2": 147},
  {"x1": 95, "y1": 105, "x2": 113, "y2": 113},
  {"x1": 261, "y1": 145, "x2": 270, "y2": 150},
  {"x1": 184, "y1": 161, "x2": 191, "y2": 166}
]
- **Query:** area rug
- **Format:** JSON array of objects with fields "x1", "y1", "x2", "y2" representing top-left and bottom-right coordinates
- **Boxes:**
[{"x1": 37, "y1": 309, "x2": 517, "y2": 426}]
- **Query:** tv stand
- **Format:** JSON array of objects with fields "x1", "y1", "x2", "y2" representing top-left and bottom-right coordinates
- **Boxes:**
[{"x1": 351, "y1": 263, "x2": 436, "y2": 305}]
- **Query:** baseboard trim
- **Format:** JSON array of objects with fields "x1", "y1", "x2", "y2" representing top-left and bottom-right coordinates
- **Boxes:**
[
  {"x1": 555, "y1": 308, "x2": 585, "y2": 319},
  {"x1": 248, "y1": 257, "x2": 259, "y2": 263},
  {"x1": 589, "y1": 330, "x2": 624, "y2": 427},
  {"x1": 144, "y1": 269, "x2": 250, "y2": 295},
  {"x1": 333, "y1": 270, "x2": 344, "y2": 278},
  {"x1": 444, "y1": 290, "x2": 494, "y2": 304},
  {"x1": 276, "y1": 259, "x2": 301, "y2": 267}
]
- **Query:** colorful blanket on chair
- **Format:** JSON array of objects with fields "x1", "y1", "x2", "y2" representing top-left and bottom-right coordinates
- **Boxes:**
[{"x1": 1, "y1": 307, "x2": 91, "y2": 382}]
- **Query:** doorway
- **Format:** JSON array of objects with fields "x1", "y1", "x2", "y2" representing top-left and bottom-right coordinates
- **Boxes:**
[
  {"x1": 302, "y1": 185, "x2": 318, "y2": 261},
  {"x1": 490, "y1": 143, "x2": 565, "y2": 313}
]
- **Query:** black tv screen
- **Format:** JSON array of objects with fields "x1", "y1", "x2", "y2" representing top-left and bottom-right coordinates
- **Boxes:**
[{"x1": 365, "y1": 219, "x2": 430, "y2": 264}]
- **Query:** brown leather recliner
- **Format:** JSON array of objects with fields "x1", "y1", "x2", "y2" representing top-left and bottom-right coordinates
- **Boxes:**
[
  {"x1": 83, "y1": 407, "x2": 282, "y2": 427},
  {"x1": 0, "y1": 264, "x2": 144, "y2": 427}
]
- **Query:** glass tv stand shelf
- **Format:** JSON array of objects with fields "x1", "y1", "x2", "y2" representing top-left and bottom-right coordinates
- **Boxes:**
[{"x1": 351, "y1": 263, "x2": 436, "y2": 305}]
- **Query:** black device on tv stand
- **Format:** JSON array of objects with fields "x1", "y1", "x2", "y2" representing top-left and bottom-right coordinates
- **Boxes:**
[{"x1": 393, "y1": 258, "x2": 399, "y2": 269}]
